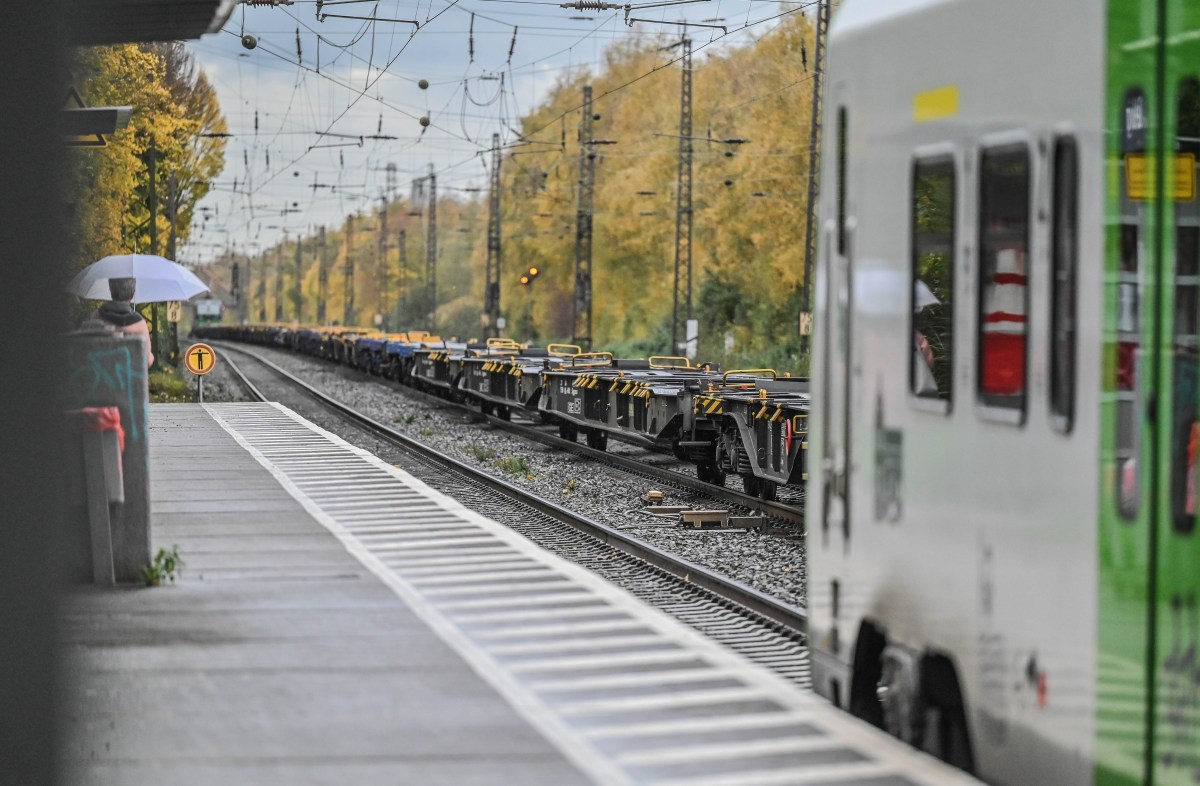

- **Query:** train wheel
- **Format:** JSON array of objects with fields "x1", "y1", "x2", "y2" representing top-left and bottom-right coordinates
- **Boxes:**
[
  {"x1": 919, "y1": 655, "x2": 976, "y2": 774},
  {"x1": 698, "y1": 463, "x2": 726, "y2": 487},
  {"x1": 558, "y1": 422, "x2": 578, "y2": 442},
  {"x1": 496, "y1": 406, "x2": 512, "y2": 422},
  {"x1": 759, "y1": 479, "x2": 778, "y2": 502},
  {"x1": 711, "y1": 463, "x2": 726, "y2": 487},
  {"x1": 585, "y1": 429, "x2": 608, "y2": 451},
  {"x1": 480, "y1": 402, "x2": 494, "y2": 417},
  {"x1": 740, "y1": 474, "x2": 759, "y2": 497}
]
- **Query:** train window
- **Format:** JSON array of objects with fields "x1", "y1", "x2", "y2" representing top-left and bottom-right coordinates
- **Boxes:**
[
  {"x1": 911, "y1": 157, "x2": 955, "y2": 404},
  {"x1": 1171, "y1": 77, "x2": 1200, "y2": 535},
  {"x1": 837, "y1": 108, "x2": 847, "y2": 255},
  {"x1": 1050, "y1": 138, "x2": 1079, "y2": 432},
  {"x1": 1116, "y1": 87, "x2": 1147, "y2": 521},
  {"x1": 977, "y1": 145, "x2": 1031, "y2": 415}
]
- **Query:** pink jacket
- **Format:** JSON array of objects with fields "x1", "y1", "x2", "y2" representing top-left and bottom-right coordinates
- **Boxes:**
[{"x1": 120, "y1": 319, "x2": 154, "y2": 367}]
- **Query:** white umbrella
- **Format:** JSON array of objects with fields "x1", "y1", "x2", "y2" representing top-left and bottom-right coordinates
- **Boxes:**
[
  {"x1": 914, "y1": 279, "x2": 940, "y2": 312},
  {"x1": 66, "y1": 254, "x2": 209, "y2": 304}
]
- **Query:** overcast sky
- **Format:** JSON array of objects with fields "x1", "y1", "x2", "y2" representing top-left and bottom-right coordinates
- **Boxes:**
[{"x1": 182, "y1": 0, "x2": 811, "y2": 265}]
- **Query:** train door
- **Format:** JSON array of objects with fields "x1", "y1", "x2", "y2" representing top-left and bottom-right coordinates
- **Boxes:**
[
  {"x1": 820, "y1": 96, "x2": 853, "y2": 545},
  {"x1": 1100, "y1": 2, "x2": 1200, "y2": 783},
  {"x1": 1152, "y1": 3, "x2": 1200, "y2": 782}
]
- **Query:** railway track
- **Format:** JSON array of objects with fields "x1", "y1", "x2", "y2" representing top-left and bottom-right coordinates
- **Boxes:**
[
  {"x1": 218, "y1": 341, "x2": 811, "y2": 683},
  {"x1": 213, "y1": 339, "x2": 806, "y2": 530}
]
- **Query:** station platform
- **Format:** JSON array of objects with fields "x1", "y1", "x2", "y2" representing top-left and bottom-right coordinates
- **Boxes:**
[{"x1": 60, "y1": 403, "x2": 978, "y2": 786}]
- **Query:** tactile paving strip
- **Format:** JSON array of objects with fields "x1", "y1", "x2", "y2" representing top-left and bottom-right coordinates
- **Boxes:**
[{"x1": 205, "y1": 402, "x2": 977, "y2": 786}]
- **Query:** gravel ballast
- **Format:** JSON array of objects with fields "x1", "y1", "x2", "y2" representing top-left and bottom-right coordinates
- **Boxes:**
[{"x1": 211, "y1": 341, "x2": 806, "y2": 607}]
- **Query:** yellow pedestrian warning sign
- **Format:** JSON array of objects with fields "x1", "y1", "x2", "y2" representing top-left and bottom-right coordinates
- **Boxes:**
[{"x1": 185, "y1": 343, "x2": 217, "y2": 376}]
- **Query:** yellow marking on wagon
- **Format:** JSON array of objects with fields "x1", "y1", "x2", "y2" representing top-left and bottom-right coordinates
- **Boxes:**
[{"x1": 914, "y1": 84, "x2": 959, "y2": 123}]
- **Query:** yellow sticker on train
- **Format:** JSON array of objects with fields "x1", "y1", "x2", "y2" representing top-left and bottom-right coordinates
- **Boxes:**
[
  {"x1": 1176, "y1": 153, "x2": 1196, "y2": 201},
  {"x1": 913, "y1": 85, "x2": 959, "y2": 123},
  {"x1": 1125, "y1": 153, "x2": 1195, "y2": 201}
]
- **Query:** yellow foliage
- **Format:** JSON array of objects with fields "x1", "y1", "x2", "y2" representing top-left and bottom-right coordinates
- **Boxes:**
[
  {"x1": 66, "y1": 44, "x2": 227, "y2": 274},
  {"x1": 213, "y1": 14, "x2": 817, "y2": 369}
]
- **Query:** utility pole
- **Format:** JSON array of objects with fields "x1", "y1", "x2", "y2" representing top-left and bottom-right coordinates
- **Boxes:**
[
  {"x1": 257, "y1": 247, "x2": 267, "y2": 322},
  {"x1": 167, "y1": 172, "x2": 179, "y2": 361},
  {"x1": 147, "y1": 138, "x2": 158, "y2": 256},
  {"x1": 379, "y1": 196, "x2": 390, "y2": 331},
  {"x1": 425, "y1": 165, "x2": 437, "y2": 330},
  {"x1": 799, "y1": 0, "x2": 830, "y2": 353},
  {"x1": 146, "y1": 138, "x2": 159, "y2": 365},
  {"x1": 244, "y1": 249, "x2": 252, "y2": 323},
  {"x1": 485, "y1": 133, "x2": 502, "y2": 338},
  {"x1": 671, "y1": 34, "x2": 694, "y2": 357},
  {"x1": 573, "y1": 84, "x2": 595, "y2": 350},
  {"x1": 274, "y1": 234, "x2": 285, "y2": 322},
  {"x1": 398, "y1": 228, "x2": 407, "y2": 318},
  {"x1": 344, "y1": 216, "x2": 355, "y2": 326},
  {"x1": 293, "y1": 234, "x2": 303, "y2": 323},
  {"x1": 317, "y1": 227, "x2": 328, "y2": 324}
]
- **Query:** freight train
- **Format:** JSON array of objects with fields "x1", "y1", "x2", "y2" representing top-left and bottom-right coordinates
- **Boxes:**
[
  {"x1": 192, "y1": 323, "x2": 810, "y2": 503},
  {"x1": 807, "y1": 0, "x2": 1200, "y2": 784}
]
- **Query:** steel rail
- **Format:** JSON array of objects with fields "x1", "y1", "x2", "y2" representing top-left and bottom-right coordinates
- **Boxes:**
[
  {"x1": 217, "y1": 341, "x2": 808, "y2": 631},
  {"x1": 243, "y1": 343, "x2": 806, "y2": 528}
]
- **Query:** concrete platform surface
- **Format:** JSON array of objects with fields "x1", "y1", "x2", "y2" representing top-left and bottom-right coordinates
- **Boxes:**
[{"x1": 59, "y1": 404, "x2": 593, "y2": 786}]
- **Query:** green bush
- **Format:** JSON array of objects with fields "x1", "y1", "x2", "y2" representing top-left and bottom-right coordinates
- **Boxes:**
[{"x1": 148, "y1": 366, "x2": 195, "y2": 403}]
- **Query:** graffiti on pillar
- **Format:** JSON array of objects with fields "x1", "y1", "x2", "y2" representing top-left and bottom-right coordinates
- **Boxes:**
[{"x1": 66, "y1": 343, "x2": 148, "y2": 443}]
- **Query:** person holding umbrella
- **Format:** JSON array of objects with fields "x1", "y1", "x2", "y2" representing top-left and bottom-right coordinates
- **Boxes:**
[
  {"x1": 94, "y1": 277, "x2": 153, "y2": 367},
  {"x1": 67, "y1": 253, "x2": 211, "y2": 369}
]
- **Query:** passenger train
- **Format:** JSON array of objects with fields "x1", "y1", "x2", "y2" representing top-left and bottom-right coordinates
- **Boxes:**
[{"x1": 808, "y1": 1, "x2": 1200, "y2": 784}]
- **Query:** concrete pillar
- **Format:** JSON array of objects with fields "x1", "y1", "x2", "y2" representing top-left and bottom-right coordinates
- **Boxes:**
[{"x1": 64, "y1": 330, "x2": 151, "y2": 583}]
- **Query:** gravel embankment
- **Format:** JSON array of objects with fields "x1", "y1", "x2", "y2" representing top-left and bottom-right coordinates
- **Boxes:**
[{"x1": 217, "y1": 342, "x2": 806, "y2": 607}]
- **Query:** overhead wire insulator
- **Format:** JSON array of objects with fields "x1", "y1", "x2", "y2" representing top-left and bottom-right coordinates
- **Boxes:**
[
  {"x1": 558, "y1": 0, "x2": 622, "y2": 10},
  {"x1": 295, "y1": 27, "x2": 302, "y2": 61},
  {"x1": 507, "y1": 27, "x2": 518, "y2": 64},
  {"x1": 468, "y1": 13, "x2": 475, "y2": 62}
]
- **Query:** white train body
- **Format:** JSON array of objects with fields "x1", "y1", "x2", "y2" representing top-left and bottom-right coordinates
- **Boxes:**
[{"x1": 809, "y1": 0, "x2": 1200, "y2": 784}]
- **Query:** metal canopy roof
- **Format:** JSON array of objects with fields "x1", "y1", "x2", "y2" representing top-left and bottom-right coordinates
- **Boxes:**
[{"x1": 68, "y1": 0, "x2": 237, "y2": 45}]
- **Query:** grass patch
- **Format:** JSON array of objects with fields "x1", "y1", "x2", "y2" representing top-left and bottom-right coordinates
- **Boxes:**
[
  {"x1": 418, "y1": 427, "x2": 435, "y2": 437},
  {"x1": 497, "y1": 455, "x2": 531, "y2": 476},
  {"x1": 393, "y1": 413, "x2": 417, "y2": 425},
  {"x1": 466, "y1": 443, "x2": 497, "y2": 461},
  {"x1": 148, "y1": 366, "x2": 195, "y2": 403}
]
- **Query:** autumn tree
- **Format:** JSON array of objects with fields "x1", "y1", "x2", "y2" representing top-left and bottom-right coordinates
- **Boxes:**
[{"x1": 66, "y1": 43, "x2": 227, "y2": 273}]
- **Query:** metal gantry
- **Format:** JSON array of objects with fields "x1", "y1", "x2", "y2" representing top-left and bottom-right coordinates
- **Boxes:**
[
  {"x1": 344, "y1": 215, "x2": 355, "y2": 327},
  {"x1": 425, "y1": 165, "x2": 438, "y2": 330},
  {"x1": 398, "y1": 228, "x2": 407, "y2": 314},
  {"x1": 317, "y1": 226, "x2": 328, "y2": 325},
  {"x1": 243, "y1": 252, "x2": 253, "y2": 324},
  {"x1": 799, "y1": 0, "x2": 830, "y2": 352},
  {"x1": 292, "y1": 234, "x2": 303, "y2": 323},
  {"x1": 379, "y1": 196, "x2": 390, "y2": 331},
  {"x1": 484, "y1": 132, "x2": 502, "y2": 338},
  {"x1": 274, "y1": 234, "x2": 285, "y2": 322},
  {"x1": 671, "y1": 34, "x2": 694, "y2": 356},
  {"x1": 573, "y1": 84, "x2": 595, "y2": 350},
  {"x1": 257, "y1": 246, "x2": 266, "y2": 322}
]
